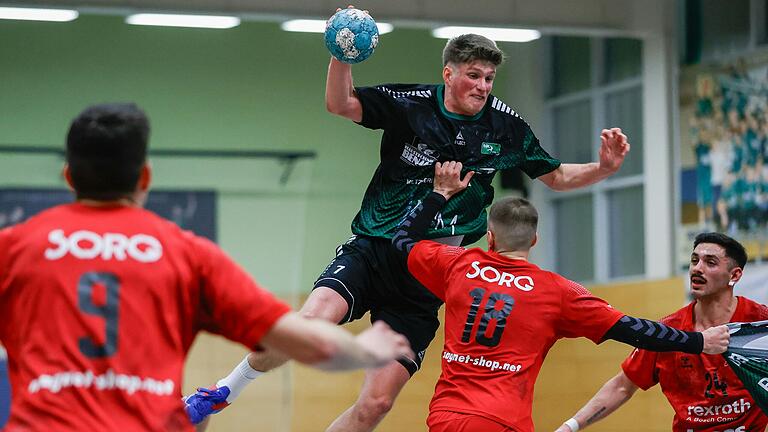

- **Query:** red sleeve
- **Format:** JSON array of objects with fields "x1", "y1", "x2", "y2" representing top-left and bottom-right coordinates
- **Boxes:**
[
  {"x1": 406, "y1": 240, "x2": 464, "y2": 301},
  {"x1": 0, "y1": 226, "x2": 12, "y2": 297},
  {"x1": 621, "y1": 348, "x2": 659, "y2": 390},
  {"x1": 747, "y1": 298, "x2": 768, "y2": 319},
  {"x1": 556, "y1": 276, "x2": 624, "y2": 343},
  {"x1": 191, "y1": 236, "x2": 291, "y2": 349}
]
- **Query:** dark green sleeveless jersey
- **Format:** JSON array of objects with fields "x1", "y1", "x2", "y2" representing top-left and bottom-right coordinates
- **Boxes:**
[{"x1": 351, "y1": 83, "x2": 560, "y2": 245}]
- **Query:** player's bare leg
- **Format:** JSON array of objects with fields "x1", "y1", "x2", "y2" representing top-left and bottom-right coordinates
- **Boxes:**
[
  {"x1": 189, "y1": 286, "x2": 351, "y2": 432},
  {"x1": 189, "y1": 288, "x2": 352, "y2": 431},
  {"x1": 325, "y1": 360, "x2": 411, "y2": 432},
  {"x1": 245, "y1": 286, "x2": 350, "y2": 371}
]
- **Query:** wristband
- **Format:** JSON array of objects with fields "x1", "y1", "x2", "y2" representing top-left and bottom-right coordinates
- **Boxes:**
[{"x1": 565, "y1": 418, "x2": 580, "y2": 432}]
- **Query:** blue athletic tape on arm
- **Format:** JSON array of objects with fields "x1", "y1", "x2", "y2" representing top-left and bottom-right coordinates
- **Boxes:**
[
  {"x1": 391, "y1": 192, "x2": 447, "y2": 255},
  {"x1": 603, "y1": 315, "x2": 704, "y2": 354}
]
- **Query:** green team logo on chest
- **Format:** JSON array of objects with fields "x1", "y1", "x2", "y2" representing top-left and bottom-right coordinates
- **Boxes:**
[{"x1": 481, "y1": 142, "x2": 501, "y2": 155}]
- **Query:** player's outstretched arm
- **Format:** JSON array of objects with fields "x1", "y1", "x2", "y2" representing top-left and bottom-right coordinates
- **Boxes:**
[
  {"x1": 260, "y1": 313, "x2": 413, "y2": 370},
  {"x1": 326, "y1": 56, "x2": 363, "y2": 121},
  {"x1": 603, "y1": 316, "x2": 729, "y2": 354},
  {"x1": 325, "y1": 5, "x2": 364, "y2": 121},
  {"x1": 555, "y1": 371, "x2": 639, "y2": 432},
  {"x1": 538, "y1": 128, "x2": 630, "y2": 191}
]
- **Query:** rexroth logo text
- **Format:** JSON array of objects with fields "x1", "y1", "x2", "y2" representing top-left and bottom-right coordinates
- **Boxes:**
[{"x1": 686, "y1": 399, "x2": 751, "y2": 417}]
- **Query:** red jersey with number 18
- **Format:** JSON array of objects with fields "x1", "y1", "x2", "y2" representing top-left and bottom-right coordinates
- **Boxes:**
[
  {"x1": 0, "y1": 203, "x2": 291, "y2": 431},
  {"x1": 407, "y1": 241, "x2": 624, "y2": 431}
]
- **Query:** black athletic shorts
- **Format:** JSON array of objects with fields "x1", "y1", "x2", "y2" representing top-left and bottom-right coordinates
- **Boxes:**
[{"x1": 313, "y1": 235, "x2": 442, "y2": 375}]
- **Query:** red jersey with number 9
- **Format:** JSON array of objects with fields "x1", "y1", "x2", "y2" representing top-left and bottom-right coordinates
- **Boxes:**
[
  {"x1": 407, "y1": 240, "x2": 623, "y2": 431},
  {"x1": 0, "y1": 203, "x2": 291, "y2": 431}
]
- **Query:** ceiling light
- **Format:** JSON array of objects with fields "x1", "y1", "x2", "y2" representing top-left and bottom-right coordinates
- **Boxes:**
[
  {"x1": 281, "y1": 19, "x2": 393, "y2": 34},
  {"x1": 126, "y1": 13, "x2": 240, "y2": 29},
  {"x1": 0, "y1": 7, "x2": 78, "y2": 22},
  {"x1": 432, "y1": 26, "x2": 540, "y2": 43},
  {"x1": 376, "y1": 23, "x2": 393, "y2": 34}
]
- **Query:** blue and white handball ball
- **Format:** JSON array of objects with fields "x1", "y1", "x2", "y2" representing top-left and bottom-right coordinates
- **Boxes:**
[{"x1": 324, "y1": 8, "x2": 379, "y2": 64}]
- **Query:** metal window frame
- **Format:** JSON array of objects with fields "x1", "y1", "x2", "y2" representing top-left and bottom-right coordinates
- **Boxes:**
[{"x1": 540, "y1": 36, "x2": 645, "y2": 284}]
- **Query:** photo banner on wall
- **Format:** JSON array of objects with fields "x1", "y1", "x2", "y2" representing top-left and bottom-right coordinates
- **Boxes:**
[
  {"x1": 0, "y1": 188, "x2": 217, "y2": 242},
  {"x1": 678, "y1": 55, "x2": 768, "y2": 270}
]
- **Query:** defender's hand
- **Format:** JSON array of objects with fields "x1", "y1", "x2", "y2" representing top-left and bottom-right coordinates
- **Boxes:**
[
  {"x1": 702, "y1": 325, "x2": 730, "y2": 354},
  {"x1": 355, "y1": 321, "x2": 413, "y2": 368},
  {"x1": 433, "y1": 161, "x2": 474, "y2": 200}
]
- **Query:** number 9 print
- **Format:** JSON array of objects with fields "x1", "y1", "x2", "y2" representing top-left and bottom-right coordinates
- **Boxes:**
[{"x1": 78, "y1": 272, "x2": 120, "y2": 358}]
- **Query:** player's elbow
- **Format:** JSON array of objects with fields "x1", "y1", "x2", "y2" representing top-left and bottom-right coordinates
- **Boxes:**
[
  {"x1": 325, "y1": 98, "x2": 346, "y2": 116},
  {"x1": 613, "y1": 381, "x2": 633, "y2": 398},
  {"x1": 325, "y1": 98, "x2": 339, "y2": 114},
  {"x1": 545, "y1": 173, "x2": 570, "y2": 191},
  {"x1": 545, "y1": 182, "x2": 568, "y2": 192},
  {"x1": 326, "y1": 98, "x2": 362, "y2": 122},
  {"x1": 611, "y1": 372, "x2": 639, "y2": 399},
  {"x1": 326, "y1": 101, "x2": 352, "y2": 119},
  {"x1": 538, "y1": 169, "x2": 567, "y2": 191}
]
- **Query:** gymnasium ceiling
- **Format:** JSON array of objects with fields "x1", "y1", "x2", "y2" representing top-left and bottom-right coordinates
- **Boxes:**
[{"x1": 8, "y1": 0, "x2": 673, "y2": 37}]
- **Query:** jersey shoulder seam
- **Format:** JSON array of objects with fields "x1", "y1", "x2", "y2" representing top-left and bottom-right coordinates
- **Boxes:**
[
  {"x1": 376, "y1": 85, "x2": 433, "y2": 99},
  {"x1": 490, "y1": 96, "x2": 523, "y2": 119}
]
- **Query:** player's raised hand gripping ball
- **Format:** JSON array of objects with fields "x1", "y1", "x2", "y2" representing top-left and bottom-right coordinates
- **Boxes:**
[{"x1": 324, "y1": 8, "x2": 379, "y2": 64}]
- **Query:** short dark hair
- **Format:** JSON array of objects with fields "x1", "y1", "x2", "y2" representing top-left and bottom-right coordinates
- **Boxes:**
[
  {"x1": 442, "y1": 34, "x2": 504, "y2": 67},
  {"x1": 66, "y1": 103, "x2": 149, "y2": 201},
  {"x1": 693, "y1": 232, "x2": 748, "y2": 269},
  {"x1": 487, "y1": 197, "x2": 538, "y2": 251}
]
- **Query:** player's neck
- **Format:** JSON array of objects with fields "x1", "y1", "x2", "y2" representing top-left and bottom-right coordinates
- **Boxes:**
[
  {"x1": 495, "y1": 250, "x2": 529, "y2": 261},
  {"x1": 693, "y1": 292, "x2": 737, "y2": 330},
  {"x1": 76, "y1": 188, "x2": 146, "y2": 208},
  {"x1": 76, "y1": 196, "x2": 140, "y2": 208}
]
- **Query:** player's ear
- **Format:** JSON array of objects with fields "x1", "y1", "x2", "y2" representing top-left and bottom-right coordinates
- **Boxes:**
[
  {"x1": 487, "y1": 230, "x2": 495, "y2": 251},
  {"x1": 138, "y1": 163, "x2": 152, "y2": 192},
  {"x1": 443, "y1": 65, "x2": 453, "y2": 85},
  {"x1": 62, "y1": 164, "x2": 75, "y2": 191},
  {"x1": 530, "y1": 232, "x2": 538, "y2": 248},
  {"x1": 729, "y1": 266, "x2": 743, "y2": 286}
]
